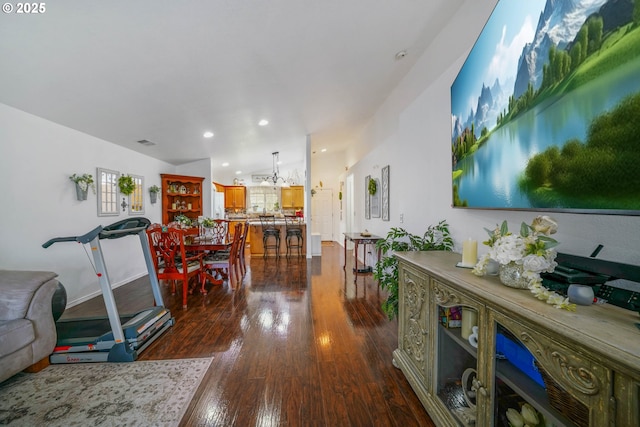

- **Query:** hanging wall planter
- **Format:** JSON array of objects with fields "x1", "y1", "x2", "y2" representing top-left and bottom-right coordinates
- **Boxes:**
[
  {"x1": 69, "y1": 173, "x2": 95, "y2": 201},
  {"x1": 149, "y1": 185, "x2": 160, "y2": 204}
]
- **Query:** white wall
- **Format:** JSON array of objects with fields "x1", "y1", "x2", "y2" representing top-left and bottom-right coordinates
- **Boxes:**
[
  {"x1": 332, "y1": 0, "x2": 640, "y2": 267},
  {"x1": 0, "y1": 103, "x2": 176, "y2": 306}
]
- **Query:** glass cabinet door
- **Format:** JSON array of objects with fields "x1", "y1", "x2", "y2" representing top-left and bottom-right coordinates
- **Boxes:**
[
  {"x1": 490, "y1": 311, "x2": 609, "y2": 427},
  {"x1": 432, "y1": 280, "x2": 483, "y2": 426},
  {"x1": 491, "y1": 322, "x2": 576, "y2": 427}
]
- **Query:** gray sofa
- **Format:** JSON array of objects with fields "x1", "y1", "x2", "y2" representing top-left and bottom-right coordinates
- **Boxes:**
[{"x1": 0, "y1": 270, "x2": 58, "y2": 383}]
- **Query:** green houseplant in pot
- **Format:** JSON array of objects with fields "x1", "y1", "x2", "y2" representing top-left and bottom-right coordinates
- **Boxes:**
[
  {"x1": 118, "y1": 175, "x2": 136, "y2": 195},
  {"x1": 69, "y1": 173, "x2": 95, "y2": 201},
  {"x1": 374, "y1": 220, "x2": 453, "y2": 319},
  {"x1": 149, "y1": 185, "x2": 160, "y2": 204}
]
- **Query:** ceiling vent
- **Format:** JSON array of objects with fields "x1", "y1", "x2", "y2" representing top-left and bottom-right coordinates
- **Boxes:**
[{"x1": 137, "y1": 139, "x2": 156, "y2": 146}]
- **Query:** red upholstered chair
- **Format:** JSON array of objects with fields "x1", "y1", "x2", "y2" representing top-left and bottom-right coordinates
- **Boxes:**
[
  {"x1": 238, "y1": 220, "x2": 249, "y2": 276},
  {"x1": 146, "y1": 224, "x2": 206, "y2": 309}
]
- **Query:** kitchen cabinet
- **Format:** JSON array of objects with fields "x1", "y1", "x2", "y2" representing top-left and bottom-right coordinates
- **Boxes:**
[
  {"x1": 394, "y1": 251, "x2": 639, "y2": 426},
  {"x1": 224, "y1": 186, "x2": 246, "y2": 210},
  {"x1": 281, "y1": 185, "x2": 304, "y2": 208},
  {"x1": 160, "y1": 174, "x2": 204, "y2": 225}
]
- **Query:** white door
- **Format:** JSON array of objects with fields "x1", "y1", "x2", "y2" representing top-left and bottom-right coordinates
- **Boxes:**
[{"x1": 312, "y1": 189, "x2": 333, "y2": 241}]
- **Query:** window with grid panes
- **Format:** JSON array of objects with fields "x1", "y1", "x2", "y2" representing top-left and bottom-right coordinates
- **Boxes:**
[{"x1": 248, "y1": 187, "x2": 280, "y2": 212}]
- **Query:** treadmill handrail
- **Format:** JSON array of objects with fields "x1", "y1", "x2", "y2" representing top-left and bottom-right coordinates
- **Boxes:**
[
  {"x1": 100, "y1": 226, "x2": 148, "y2": 239},
  {"x1": 42, "y1": 226, "x2": 103, "y2": 248}
]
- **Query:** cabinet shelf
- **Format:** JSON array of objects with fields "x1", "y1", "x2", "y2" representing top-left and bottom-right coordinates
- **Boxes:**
[
  {"x1": 439, "y1": 325, "x2": 478, "y2": 359},
  {"x1": 496, "y1": 360, "x2": 572, "y2": 427}
]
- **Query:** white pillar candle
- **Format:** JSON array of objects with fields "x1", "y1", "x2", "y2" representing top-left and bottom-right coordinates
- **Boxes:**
[
  {"x1": 462, "y1": 238, "x2": 477, "y2": 266},
  {"x1": 461, "y1": 307, "x2": 478, "y2": 340}
]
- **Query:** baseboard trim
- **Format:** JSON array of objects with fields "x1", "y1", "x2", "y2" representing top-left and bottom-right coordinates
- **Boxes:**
[{"x1": 66, "y1": 271, "x2": 148, "y2": 308}]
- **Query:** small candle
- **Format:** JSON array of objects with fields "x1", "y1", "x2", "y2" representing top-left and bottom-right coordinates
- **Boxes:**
[
  {"x1": 171, "y1": 203, "x2": 177, "y2": 210},
  {"x1": 462, "y1": 238, "x2": 477, "y2": 266},
  {"x1": 461, "y1": 308, "x2": 478, "y2": 340},
  {"x1": 187, "y1": 203, "x2": 192, "y2": 210}
]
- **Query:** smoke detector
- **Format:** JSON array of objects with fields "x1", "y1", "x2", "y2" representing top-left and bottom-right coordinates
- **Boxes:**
[{"x1": 395, "y1": 50, "x2": 407, "y2": 60}]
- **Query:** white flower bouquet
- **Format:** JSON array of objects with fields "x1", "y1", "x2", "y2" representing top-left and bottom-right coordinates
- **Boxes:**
[{"x1": 473, "y1": 216, "x2": 575, "y2": 311}]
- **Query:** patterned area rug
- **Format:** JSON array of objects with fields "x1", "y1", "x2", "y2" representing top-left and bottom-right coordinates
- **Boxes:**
[{"x1": 0, "y1": 358, "x2": 213, "y2": 426}]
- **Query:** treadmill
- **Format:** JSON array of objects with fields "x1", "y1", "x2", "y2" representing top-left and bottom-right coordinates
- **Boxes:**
[{"x1": 43, "y1": 217, "x2": 174, "y2": 363}]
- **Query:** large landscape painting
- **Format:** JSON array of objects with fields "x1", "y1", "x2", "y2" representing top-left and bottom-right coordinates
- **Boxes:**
[{"x1": 451, "y1": 0, "x2": 640, "y2": 214}]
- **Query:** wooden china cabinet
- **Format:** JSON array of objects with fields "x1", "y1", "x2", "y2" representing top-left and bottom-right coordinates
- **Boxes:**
[
  {"x1": 160, "y1": 174, "x2": 204, "y2": 225},
  {"x1": 393, "y1": 251, "x2": 639, "y2": 427}
]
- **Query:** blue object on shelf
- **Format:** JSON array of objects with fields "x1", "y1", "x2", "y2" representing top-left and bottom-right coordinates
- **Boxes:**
[{"x1": 496, "y1": 333, "x2": 545, "y2": 388}]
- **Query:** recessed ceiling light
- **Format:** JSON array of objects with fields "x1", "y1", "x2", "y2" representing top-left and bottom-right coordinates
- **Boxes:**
[
  {"x1": 258, "y1": 119, "x2": 269, "y2": 126},
  {"x1": 321, "y1": 148, "x2": 327, "y2": 152},
  {"x1": 203, "y1": 131, "x2": 214, "y2": 138},
  {"x1": 221, "y1": 162, "x2": 229, "y2": 167},
  {"x1": 235, "y1": 170, "x2": 242, "y2": 175}
]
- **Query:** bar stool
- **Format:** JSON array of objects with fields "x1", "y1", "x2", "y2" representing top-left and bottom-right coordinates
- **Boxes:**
[
  {"x1": 285, "y1": 215, "x2": 304, "y2": 257},
  {"x1": 259, "y1": 215, "x2": 280, "y2": 258}
]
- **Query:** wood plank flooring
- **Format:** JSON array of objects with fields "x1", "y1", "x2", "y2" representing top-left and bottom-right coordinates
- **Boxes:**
[{"x1": 63, "y1": 242, "x2": 435, "y2": 426}]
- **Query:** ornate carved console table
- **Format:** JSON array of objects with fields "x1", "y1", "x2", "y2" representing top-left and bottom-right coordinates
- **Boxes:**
[{"x1": 393, "y1": 251, "x2": 639, "y2": 426}]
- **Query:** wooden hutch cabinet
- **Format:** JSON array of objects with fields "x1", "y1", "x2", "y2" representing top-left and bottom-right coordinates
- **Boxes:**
[
  {"x1": 160, "y1": 174, "x2": 204, "y2": 225},
  {"x1": 224, "y1": 185, "x2": 246, "y2": 210},
  {"x1": 393, "y1": 251, "x2": 639, "y2": 427},
  {"x1": 281, "y1": 185, "x2": 304, "y2": 209}
]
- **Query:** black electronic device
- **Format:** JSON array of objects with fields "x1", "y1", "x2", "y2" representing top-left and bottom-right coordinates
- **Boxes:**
[
  {"x1": 542, "y1": 251, "x2": 640, "y2": 313},
  {"x1": 544, "y1": 264, "x2": 608, "y2": 285}
]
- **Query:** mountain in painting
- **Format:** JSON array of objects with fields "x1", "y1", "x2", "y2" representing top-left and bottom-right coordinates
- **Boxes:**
[{"x1": 513, "y1": 0, "x2": 608, "y2": 98}]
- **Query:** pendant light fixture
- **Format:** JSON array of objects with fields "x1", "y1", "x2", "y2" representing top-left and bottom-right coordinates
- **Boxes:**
[{"x1": 260, "y1": 151, "x2": 290, "y2": 187}]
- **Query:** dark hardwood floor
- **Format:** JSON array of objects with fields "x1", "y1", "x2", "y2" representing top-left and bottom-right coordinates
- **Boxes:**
[{"x1": 63, "y1": 243, "x2": 435, "y2": 427}]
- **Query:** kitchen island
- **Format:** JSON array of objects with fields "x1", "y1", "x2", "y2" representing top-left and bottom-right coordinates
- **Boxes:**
[{"x1": 249, "y1": 220, "x2": 306, "y2": 257}]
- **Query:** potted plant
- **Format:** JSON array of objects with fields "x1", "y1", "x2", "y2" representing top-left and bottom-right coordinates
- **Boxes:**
[
  {"x1": 149, "y1": 185, "x2": 160, "y2": 204},
  {"x1": 69, "y1": 173, "x2": 95, "y2": 201},
  {"x1": 118, "y1": 175, "x2": 136, "y2": 195},
  {"x1": 373, "y1": 220, "x2": 453, "y2": 319},
  {"x1": 174, "y1": 214, "x2": 192, "y2": 228}
]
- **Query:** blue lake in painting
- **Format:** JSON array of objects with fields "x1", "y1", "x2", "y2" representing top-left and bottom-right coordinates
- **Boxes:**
[{"x1": 454, "y1": 58, "x2": 640, "y2": 209}]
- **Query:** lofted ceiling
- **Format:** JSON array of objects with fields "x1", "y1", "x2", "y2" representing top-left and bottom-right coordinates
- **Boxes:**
[{"x1": 0, "y1": 0, "x2": 463, "y2": 176}]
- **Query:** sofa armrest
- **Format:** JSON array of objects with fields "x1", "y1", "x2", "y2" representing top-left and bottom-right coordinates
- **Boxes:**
[
  {"x1": 26, "y1": 277, "x2": 58, "y2": 362},
  {"x1": 0, "y1": 270, "x2": 58, "y2": 363},
  {"x1": 0, "y1": 270, "x2": 58, "y2": 320}
]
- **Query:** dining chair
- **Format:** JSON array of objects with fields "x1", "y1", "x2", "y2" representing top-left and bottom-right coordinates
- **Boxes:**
[
  {"x1": 204, "y1": 222, "x2": 243, "y2": 290},
  {"x1": 146, "y1": 224, "x2": 207, "y2": 309},
  {"x1": 210, "y1": 219, "x2": 229, "y2": 241},
  {"x1": 238, "y1": 220, "x2": 249, "y2": 276}
]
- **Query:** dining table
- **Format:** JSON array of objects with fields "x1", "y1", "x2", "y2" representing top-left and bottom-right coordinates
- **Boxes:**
[{"x1": 184, "y1": 235, "x2": 233, "y2": 285}]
